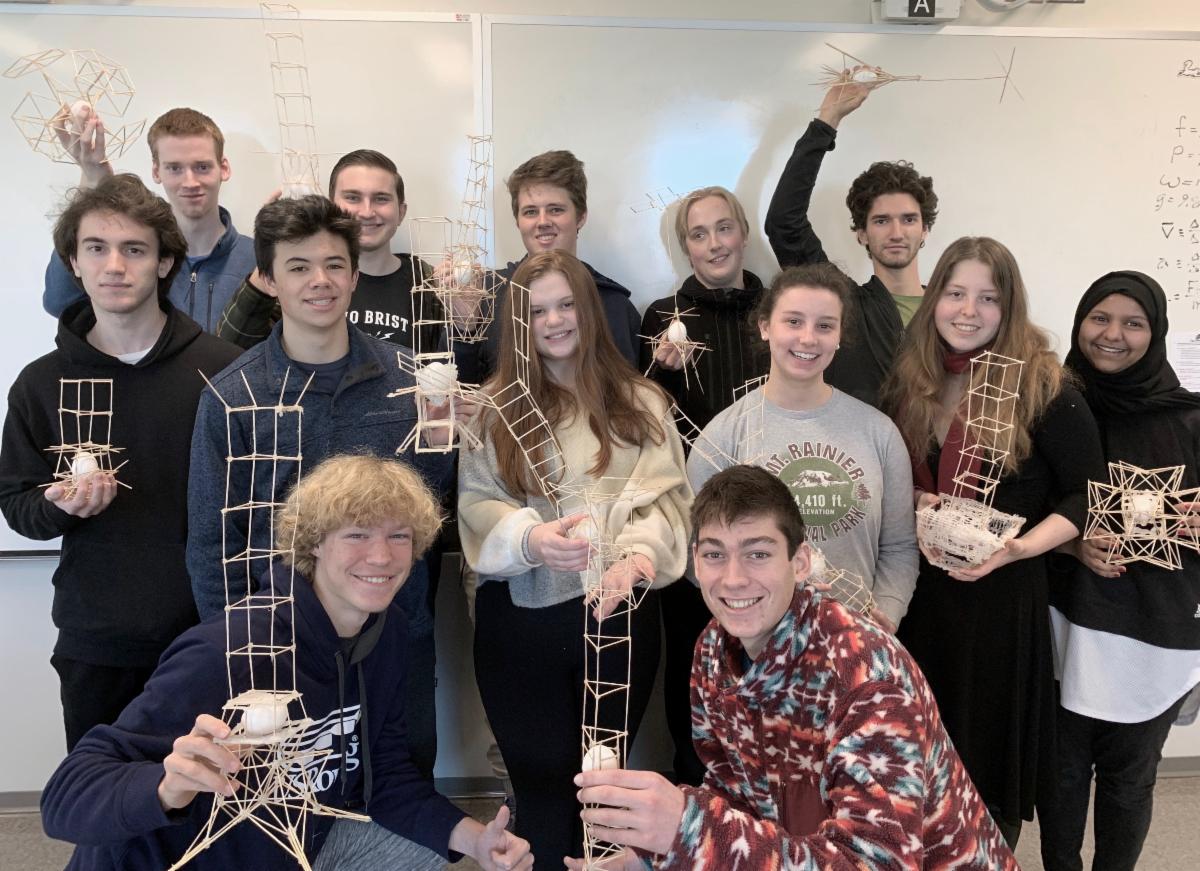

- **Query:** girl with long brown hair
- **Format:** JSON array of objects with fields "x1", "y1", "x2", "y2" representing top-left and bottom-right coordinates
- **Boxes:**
[
  {"x1": 880, "y1": 236, "x2": 1104, "y2": 846},
  {"x1": 458, "y1": 250, "x2": 691, "y2": 864}
]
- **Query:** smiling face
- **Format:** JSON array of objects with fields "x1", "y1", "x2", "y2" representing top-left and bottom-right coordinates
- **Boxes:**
[
  {"x1": 685, "y1": 195, "x2": 747, "y2": 290},
  {"x1": 933, "y1": 258, "x2": 1003, "y2": 354},
  {"x1": 528, "y1": 270, "x2": 579, "y2": 379},
  {"x1": 332, "y1": 165, "x2": 405, "y2": 253},
  {"x1": 516, "y1": 183, "x2": 586, "y2": 256},
  {"x1": 693, "y1": 514, "x2": 809, "y2": 660},
  {"x1": 855, "y1": 192, "x2": 927, "y2": 270},
  {"x1": 150, "y1": 134, "x2": 230, "y2": 222},
  {"x1": 759, "y1": 285, "x2": 842, "y2": 386},
  {"x1": 71, "y1": 210, "x2": 173, "y2": 318},
  {"x1": 1077, "y1": 293, "x2": 1152, "y2": 374},
  {"x1": 262, "y1": 230, "x2": 358, "y2": 335},
  {"x1": 311, "y1": 520, "x2": 414, "y2": 637}
]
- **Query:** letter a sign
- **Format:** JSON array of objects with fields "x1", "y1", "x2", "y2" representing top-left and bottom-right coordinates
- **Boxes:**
[{"x1": 909, "y1": 0, "x2": 934, "y2": 16}]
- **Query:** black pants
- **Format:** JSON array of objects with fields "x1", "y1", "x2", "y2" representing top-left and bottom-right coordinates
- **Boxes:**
[
  {"x1": 660, "y1": 580, "x2": 711, "y2": 786},
  {"x1": 1039, "y1": 690, "x2": 1188, "y2": 871},
  {"x1": 51, "y1": 655, "x2": 155, "y2": 750},
  {"x1": 474, "y1": 583, "x2": 660, "y2": 864}
]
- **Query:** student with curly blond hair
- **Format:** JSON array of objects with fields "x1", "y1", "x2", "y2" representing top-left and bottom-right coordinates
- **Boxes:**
[{"x1": 41, "y1": 454, "x2": 532, "y2": 871}]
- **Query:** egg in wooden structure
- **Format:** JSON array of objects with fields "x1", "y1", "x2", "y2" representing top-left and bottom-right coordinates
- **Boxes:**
[
  {"x1": 581, "y1": 742, "x2": 620, "y2": 772},
  {"x1": 70, "y1": 450, "x2": 99, "y2": 480}
]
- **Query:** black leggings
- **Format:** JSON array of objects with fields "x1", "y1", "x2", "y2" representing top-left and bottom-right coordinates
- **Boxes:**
[{"x1": 474, "y1": 583, "x2": 661, "y2": 864}]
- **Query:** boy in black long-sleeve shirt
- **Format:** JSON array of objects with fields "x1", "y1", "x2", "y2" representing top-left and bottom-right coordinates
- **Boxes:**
[{"x1": 764, "y1": 70, "x2": 938, "y2": 407}]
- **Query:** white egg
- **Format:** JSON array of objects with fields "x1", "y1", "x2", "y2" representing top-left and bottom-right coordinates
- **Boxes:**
[
  {"x1": 69, "y1": 100, "x2": 92, "y2": 133},
  {"x1": 852, "y1": 70, "x2": 880, "y2": 83},
  {"x1": 242, "y1": 701, "x2": 289, "y2": 737},
  {"x1": 453, "y1": 261, "x2": 476, "y2": 286},
  {"x1": 70, "y1": 450, "x2": 99, "y2": 479},
  {"x1": 568, "y1": 517, "x2": 597, "y2": 543},
  {"x1": 281, "y1": 181, "x2": 321, "y2": 199},
  {"x1": 665, "y1": 318, "x2": 688, "y2": 344},
  {"x1": 416, "y1": 361, "x2": 459, "y2": 405},
  {"x1": 581, "y1": 743, "x2": 620, "y2": 772}
]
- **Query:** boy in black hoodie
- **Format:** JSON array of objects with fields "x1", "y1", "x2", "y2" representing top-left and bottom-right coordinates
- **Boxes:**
[
  {"x1": 639, "y1": 185, "x2": 768, "y2": 786},
  {"x1": 0, "y1": 174, "x2": 240, "y2": 748}
]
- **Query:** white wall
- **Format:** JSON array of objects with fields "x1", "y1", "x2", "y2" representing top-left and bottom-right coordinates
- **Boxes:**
[
  {"x1": 2, "y1": 0, "x2": 1199, "y2": 796},
  {"x1": 47, "y1": 0, "x2": 1200, "y2": 31}
]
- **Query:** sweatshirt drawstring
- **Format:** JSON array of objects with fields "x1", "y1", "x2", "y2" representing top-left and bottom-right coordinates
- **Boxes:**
[
  {"x1": 357, "y1": 661, "x2": 372, "y2": 806},
  {"x1": 334, "y1": 648, "x2": 348, "y2": 796}
]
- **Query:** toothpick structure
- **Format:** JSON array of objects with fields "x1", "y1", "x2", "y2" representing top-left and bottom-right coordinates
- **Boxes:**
[
  {"x1": 170, "y1": 369, "x2": 366, "y2": 870},
  {"x1": 818, "y1": 42, "x2": 1022, "y2": 104},
  {"x1": 916, "y1": 352, "x2": 1027, "y2": 571},
  {"x1": 805, "y1": 547, "x2": 877, "y2": 616},
  {"x1": 4, "y1": 49, "x2": 145, "y2": 165},
  {"x1": 642, "y1": 304, "x2": 710, "y2": 393},
  {"x1": 1086, "y1": 461, "x2": 1200, "y2": 571},
  {"x1": 261, "y1": 3, "x2": 322, "y2": 198},
  {"x1": 45, "y1": 378, "x2": 129, "y2": 497}
]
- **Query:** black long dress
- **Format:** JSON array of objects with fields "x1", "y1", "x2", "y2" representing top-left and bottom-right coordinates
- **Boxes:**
[{"x1": 896, "y1": 383, "x2": 1104, "y2": 823}]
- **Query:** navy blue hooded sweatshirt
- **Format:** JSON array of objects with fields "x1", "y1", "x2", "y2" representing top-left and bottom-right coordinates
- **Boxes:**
[{"x1": 40, "y1": 565, "x2": 467, "y2": 869}]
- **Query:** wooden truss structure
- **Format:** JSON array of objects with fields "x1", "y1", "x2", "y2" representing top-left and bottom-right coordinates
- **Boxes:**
[
  {"x1": 261, "y1": 3, "x2": 322, "y2": 198},
  {"x1": 917, "y1": 352, "x2": 1027, "y2": 571},
  {"x1": 170, "y1": 370, "x2": 366, "y2": 870},
  {"x1": 44, "y1": 378, "x2": 129, "y2": 498},
  {"x1": 817, "y1": 42, "x2": 1022, "y2": 105},
  {"x1": 1086, "y1": 461, "x2": 1200, "y2": 571},
  {"x1": 642, "y1": 303, "x2": 710, "y2": 392},
  {"x1": 805, "y1": 547, "x2": 877, "y2": 616},
  {"x1": 4, "y1": 48, "x2": 145, "y2": 165}
]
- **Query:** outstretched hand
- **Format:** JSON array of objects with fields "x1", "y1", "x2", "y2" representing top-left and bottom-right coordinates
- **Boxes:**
[
  {"x1": 653, "y1": 341, "x2": 685, "y2": 372},
  {"x1": 947, "y1": 537, "x2": 1027, "y2": 582},
  {"x1": 588, "y1": 553, "x2": 654, "y2": 620},
  {"x1": 1075, "y1": 535, "x2": 1125, "y2": 578}
]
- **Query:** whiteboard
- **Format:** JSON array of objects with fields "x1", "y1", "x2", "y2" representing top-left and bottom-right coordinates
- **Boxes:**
[
  {"x1": 490, "y1": 23, "x2": 1200, "y2": 344},
  {"x1": 0, "y1": 7, "x2": 475, "y2": 551}
]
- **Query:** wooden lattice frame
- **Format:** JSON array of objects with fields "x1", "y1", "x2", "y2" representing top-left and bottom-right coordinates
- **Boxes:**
[
  {"x1": 916, "y1": 352, "x2": 1028, "y2": 571},
  {"x1": 170, "y1": 369, "x2": 366, "y2": 870},
  {"x1": 1086, "y1": 461, "x2": 1200, "y2": 571}
]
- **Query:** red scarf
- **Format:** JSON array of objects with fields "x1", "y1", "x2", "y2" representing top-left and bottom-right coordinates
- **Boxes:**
[{"x1": 913, "y1": 346, "x2": 987, "y2": 496}]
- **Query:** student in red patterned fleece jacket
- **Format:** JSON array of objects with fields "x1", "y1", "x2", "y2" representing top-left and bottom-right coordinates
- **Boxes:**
[{"x1": 568, "y1": 465, "x2": 1016, "y2": 871}]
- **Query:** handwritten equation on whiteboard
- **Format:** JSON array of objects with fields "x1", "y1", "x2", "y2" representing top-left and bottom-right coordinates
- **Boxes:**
[{"x1": 1155, "y1": 111, "x2": 1200, "y2": 308}]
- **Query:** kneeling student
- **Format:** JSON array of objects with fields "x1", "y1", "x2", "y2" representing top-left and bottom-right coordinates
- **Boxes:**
[
  {"x1": 569, "y1": 465, "x2": 1016, "y2": 870},
  {"x1": 41, "y1": 454, "x2": 532, "y2": 871}
]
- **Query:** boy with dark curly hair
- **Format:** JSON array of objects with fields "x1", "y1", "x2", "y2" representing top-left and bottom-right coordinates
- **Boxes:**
[{"x1": 764, "y1": 71, "x2": 938, "y2": 407}]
